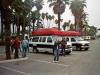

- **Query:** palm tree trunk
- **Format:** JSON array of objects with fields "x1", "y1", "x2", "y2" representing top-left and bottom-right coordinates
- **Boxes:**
[
  {"x1": 37, "y1": 20, "x2": 40, "y2": 29},
  {"x1": 1, "y1": 0, "x2": 13, "y2": 59},
  {"x1": 58, "y1": 13, "x2": 60, "y2": 30},
  {"x1": 79, "y1": 21, "x2": 83, "y2": 36},
  {"x1": 4, "y1": 8, "x2": 11, "y2": 59},
  {"x1": 1, "y1": 7, "x2": 4, "y2": 42},
  {"x1": 12, "y1": 24, "x2": 14, "y2": 34},
  {"x1": 75, "y1": 17, "x2": 77, "y2": 31},
  {"x1": 32, "y1": 19, "x2": 36, "y2": 31},
  {"x1": 84, "y1": 27, "x2": 87, "y2": 36},
  {"x1": 22, "y1": 17, "x2": 25, "y2": 40},
  {"x1": 33, "y1": 23, "x2": 35, "y2": 31},
  {"x1": 17, "y1": 16, "x2": 20, "y2": 36}
]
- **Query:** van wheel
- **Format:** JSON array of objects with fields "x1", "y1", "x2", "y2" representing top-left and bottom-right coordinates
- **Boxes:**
[
  {"x1": 33, "y1": 47, "x2": 38, "y2": 53},
  {"x1": 76, "y1": 47, "x2": 81, "y2": 51},
  {"x1": 66, "y1": 51, "x2": 71, "y2": 55},
  {"x1": 85, "y1": 48, "x2": 88, "y2": 51}
]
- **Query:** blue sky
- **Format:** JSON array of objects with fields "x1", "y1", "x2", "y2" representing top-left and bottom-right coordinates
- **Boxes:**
[{"x1": 40, "y1": 0, "x2": 100, "y2": 29}]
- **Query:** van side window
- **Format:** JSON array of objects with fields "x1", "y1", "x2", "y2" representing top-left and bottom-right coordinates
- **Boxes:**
[
  {"x1": 32, "y1": 37, "x2": 39, "y2": 42},
  {"x1": 25, "y1": 36, "x2": 28, "y2": 40},
  {"x1": 30, "y1": 38, "x2": 32, "y2": 41},
  {"x1": 39, "y1": 37, "x2": 42, "y2": 42},
  {"x1": 71, "y1": 38, "x2": 76, "y2": 42},
  {"x1": 42, "y1": 37, "x2": 46, "y2": 42},
  {"x1": 66, "y1": 38, "x2": 69, "y2": 41},
  {"x1": 47, "y1": 37, "x2": 52, "y2": 43}
]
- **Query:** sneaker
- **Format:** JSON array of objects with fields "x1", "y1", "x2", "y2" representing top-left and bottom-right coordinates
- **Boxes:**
[
  {"x1": 53, "y1": 61, "x2": 56, "y2": 63},
  {"x1": 56, "y1": 61, "x2": 59, "y2": 63}
]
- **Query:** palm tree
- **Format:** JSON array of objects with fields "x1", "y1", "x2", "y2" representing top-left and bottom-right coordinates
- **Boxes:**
[
  {"x1": 10, "y1": 0, "x2": 34, "y2": 58},
  {"x1": 47, "y1": 15, "x2": 52, "y2": 28},
  {"x1": 0, "y1": 4, "x2": 4, "y2": 42},
  {"x1": 1, "y1": 0, "x2": 14, "y2": 59},
  {"x1": 12, "y1": 0, "x2": 35, "y2": 39},
  {"x1": 31, "y1": 11, "x2": 41, "y2": 30},
  {"x1": 41, "y1": 13, "x2": 45, "y2": 26},
  {"x1": 81, "y1": 12, "x2": 88, "y2": 35},
  {"x1": 70, "y1": 24, "x2": 75, "y2": 31},
  {"x1": 62, "y1": 22, "x2": 69, "y2": 31},
  {"x1": 35, "y1": 12, "x2": 41, "y2": 29},
  {"x1": 88, "y1": 26, "x2": 97, "y2": 36},
  {"x1": 31, "y1": 0, "x2": 43, "y2": 30},
  {"x1": 11, "y1": 0, "x2": 23, "y2": 36},
  {"x1": 83, "y1": 24, "x2": 89, "y2": 36},
  {"x1": 70, "y1": 0, "x2": 86, "y2": 31},
  {"x1": 48, "y1": 0, "x2": 69, "y2": 30}
]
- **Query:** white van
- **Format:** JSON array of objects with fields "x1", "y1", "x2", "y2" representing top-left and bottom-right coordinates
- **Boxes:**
[
  {"x1": 64, "y1": 36, "x2": 90, "y2": 51},
  {"x1": 29, "y1": 35, "x2": 72, "y2": 54}
]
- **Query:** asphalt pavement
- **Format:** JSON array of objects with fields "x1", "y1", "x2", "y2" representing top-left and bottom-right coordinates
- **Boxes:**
[{"x1": 0, "y1": 39, "x2": 100, "y2": 75}]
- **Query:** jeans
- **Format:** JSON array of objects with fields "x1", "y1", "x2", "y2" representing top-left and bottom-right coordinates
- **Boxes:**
[
  {"x1": 22, "y1": 47, "x2": 27, "y2": 57},
  {"x1": 14, "y1": 48, "x2": 19, "y2": 59},
  {"x1": 61, "y1": 47, "x2": 66, "y2": 56},
  {"x1": 54, "y1": 49, "x2": 59, "y2": 61}
]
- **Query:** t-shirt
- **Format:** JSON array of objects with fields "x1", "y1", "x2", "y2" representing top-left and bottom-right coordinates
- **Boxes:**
[{"x1": 22, "y1": 40, "x2": 29, "y2": 48}]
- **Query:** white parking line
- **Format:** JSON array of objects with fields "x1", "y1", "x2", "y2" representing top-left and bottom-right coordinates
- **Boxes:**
[
  {"x1": 0, "y1": 66, "x2": 31, "y2": 75},
  {"x1": 34, "y1": 60, "x2": 69, "y2": 67}
]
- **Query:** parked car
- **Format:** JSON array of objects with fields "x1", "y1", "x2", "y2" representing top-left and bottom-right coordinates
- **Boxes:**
[{"x1": 64, "y1": 36, "x2": 90, "y2": 51}]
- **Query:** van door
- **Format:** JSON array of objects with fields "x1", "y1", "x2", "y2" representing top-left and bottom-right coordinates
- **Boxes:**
[
  {"x1": 46, "y1": 36, "x2": 54, "y2": 48},
  {"x1": 37, "y1": 36, "x2": 54, "y2": 52},
  {"x1": 70, "y1": 37, "x2": 77, "y2": 50},
  {"x1": 70, "y1": 37, "x2": 82, "y2": 50},
  {"x1": 37, "y1": 36, "x2": 47, "y2": 49},
  {"x1": 29, "y1": 36, "x2": 39, "y2": 47}
]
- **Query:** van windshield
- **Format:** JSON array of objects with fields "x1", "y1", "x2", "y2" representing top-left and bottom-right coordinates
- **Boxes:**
[{"x1": 76, "y1": 37, "x2": 84, "y2": 41}]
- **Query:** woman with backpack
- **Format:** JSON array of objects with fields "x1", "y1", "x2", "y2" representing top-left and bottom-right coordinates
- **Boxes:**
[{"x1": 21, "y1": 39, "x2": 29, "y2": 57}]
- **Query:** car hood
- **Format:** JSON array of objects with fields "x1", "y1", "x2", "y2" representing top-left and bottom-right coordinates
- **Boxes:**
[
  {"x1": 78, "y1": 41, "x2": 90, "y2": 44},
  {"x1": 67, "y1": 42, "x2": 72, "y2": 46}
]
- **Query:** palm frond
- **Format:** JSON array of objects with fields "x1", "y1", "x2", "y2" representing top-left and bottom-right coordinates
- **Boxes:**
[
  {"x1": 47, "y1": 0, "x2": 56, "y2": 2},
  {"x1": 49, "y1": 2, "x2": 56, "y2": 7},
  {"x1": 63, "y1": 0, "x2": 69, "y2": 5}
]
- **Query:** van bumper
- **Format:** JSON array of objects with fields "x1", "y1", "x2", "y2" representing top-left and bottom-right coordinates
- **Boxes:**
[
  {"x1": 59, "y1": 47, "x2": 72, "y2": 52},
  {"x1": 81, "y1": 46, "x2": 89, "y2": 49}
]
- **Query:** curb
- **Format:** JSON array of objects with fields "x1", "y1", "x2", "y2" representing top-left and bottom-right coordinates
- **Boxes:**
[{"x1": 0, "y1": 57, "x2": 28, "y2": 64}]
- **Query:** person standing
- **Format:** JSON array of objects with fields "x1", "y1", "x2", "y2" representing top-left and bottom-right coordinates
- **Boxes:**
[
  {"x1": 14, "y1": 36, "x2": 20, "y2": 59},
  {"x1": 21, "y1": 39, "x2": 29, "y2": 57},
  {"x1": 53, "y1": 39, "x2": 60, "y2": 63},
  {"x1": 61, "y1": 37, "x2": 66, "y2": 56}
]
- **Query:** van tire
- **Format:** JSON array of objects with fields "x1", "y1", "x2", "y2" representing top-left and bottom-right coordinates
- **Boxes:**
[
  {"x1": 85, "y1": 48, "x2": 88, "y2": 51},
  {"x1": 66, "y1": 51, "x2": 71, "y2": 55},
  {"x1": 76, "y1": 47, "x2": 81, "y2": 51},
  {"x1": 33, "y1": 47, "x2": 38, "y2": 53}
]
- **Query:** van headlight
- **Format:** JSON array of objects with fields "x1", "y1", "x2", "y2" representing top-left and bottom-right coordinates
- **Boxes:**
[{"x1": 67, "y1": 45, "x2": 72, "y2": 48}]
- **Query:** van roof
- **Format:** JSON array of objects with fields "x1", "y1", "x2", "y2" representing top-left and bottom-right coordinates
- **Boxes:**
[
  {"x1": 31, "y1": 28, "x2": 62, "y2": 36},
  {"x1": 31, "y1": 28, "x2": 80, "y2": 36}
]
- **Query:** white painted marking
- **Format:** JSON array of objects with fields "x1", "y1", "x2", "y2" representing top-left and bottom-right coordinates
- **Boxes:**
[
  {"x1": 34, "y1": 60, "x2": 69, "y2": 67},
  {"x1": 0, "y1": 66, "x2": 31, "y2": 75},
  {"x1": 0, "y1": 57, "x2": 28, "y2": 63}
]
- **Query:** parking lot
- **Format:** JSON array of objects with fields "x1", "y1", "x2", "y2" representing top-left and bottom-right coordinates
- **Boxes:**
[{"x1": 0, "y1": 39, "x2": 100, "y2": 75}]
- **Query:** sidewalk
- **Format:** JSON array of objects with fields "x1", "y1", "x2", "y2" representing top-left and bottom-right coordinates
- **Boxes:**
[
  {"x1": 0, "y1": 53, "x2": 28, "y2": 63},
  {"x1": 0, "y1": 46, "x2": 5, "y2": 61},
  {"x1": 0, "y1": 46, "x2": 28, "y2": 63}
]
